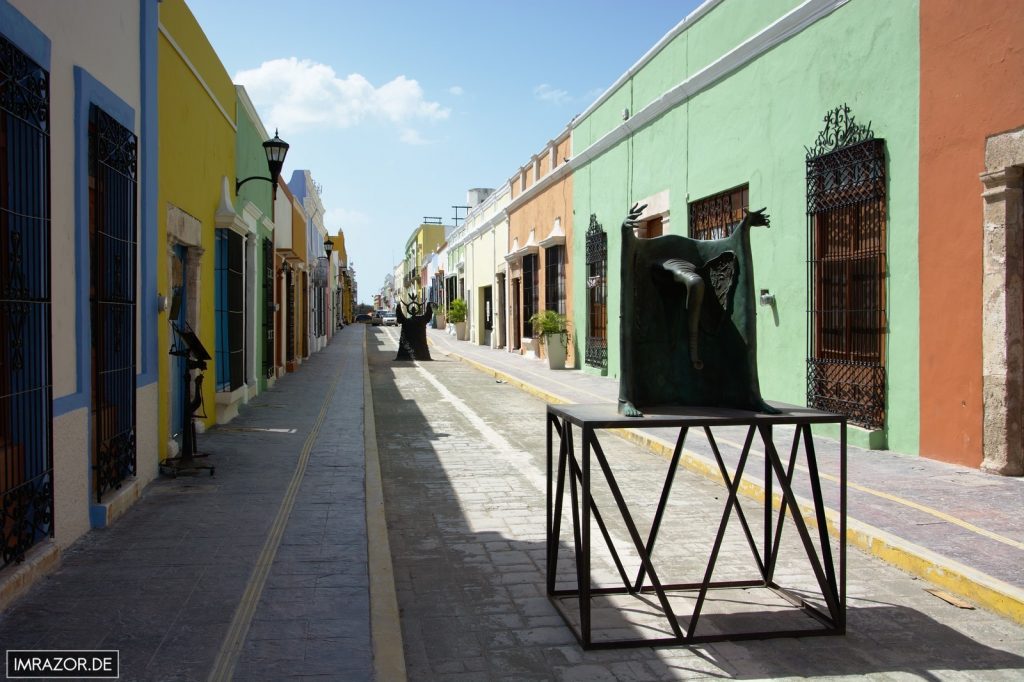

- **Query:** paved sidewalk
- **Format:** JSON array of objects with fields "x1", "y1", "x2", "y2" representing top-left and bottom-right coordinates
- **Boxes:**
[
  {"x1": 426, "y1": 329, "x2": 1024, "y2": 624},
  {"x1": 0, "y1": 326, "x2": 386, "y2": 681}
]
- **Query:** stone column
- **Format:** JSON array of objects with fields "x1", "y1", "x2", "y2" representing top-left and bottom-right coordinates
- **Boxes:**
[{"x1": 981, "y1": 165, "x2": 1024, "y2": 475}]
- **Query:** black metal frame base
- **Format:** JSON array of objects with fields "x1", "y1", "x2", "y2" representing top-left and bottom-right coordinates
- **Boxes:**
[{"x1": 546, "y1": 403, "x2": 846, "y2": 649}]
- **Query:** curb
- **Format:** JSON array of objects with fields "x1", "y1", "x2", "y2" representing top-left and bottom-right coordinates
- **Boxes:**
[
  {"x1": 364, "y1": 328, "x2": 408, "y2": 682},
  {"x1": 433, "y1": 342, "x2": 1024, "y2": 626},
  {"x1": 0, "y1": 541, "x2": 61, "y2": 614}
]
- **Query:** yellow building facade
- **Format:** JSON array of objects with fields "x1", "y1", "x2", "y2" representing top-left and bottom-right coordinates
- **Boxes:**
[{"x1": 157, "y1": 0, "x2": 237, "y2": 456}]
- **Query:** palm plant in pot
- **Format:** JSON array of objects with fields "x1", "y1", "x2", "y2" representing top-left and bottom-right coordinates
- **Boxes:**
[
  {"x1": 448, "y1": 298, "x2": 468, "y2": 340},
  {"x1": 529, "y1": 310, "x2": 569, "y2": 369}
]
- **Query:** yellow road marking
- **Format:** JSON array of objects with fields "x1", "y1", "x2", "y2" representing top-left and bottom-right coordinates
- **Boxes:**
[{"x1": 208, "y1": 351, "x2": 346, "y2": 682}]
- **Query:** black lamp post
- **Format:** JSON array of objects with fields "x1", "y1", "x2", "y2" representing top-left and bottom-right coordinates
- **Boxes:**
[
  {"x1": 236, "y1": 129, "x2": 290, "y2": 199},
  {"x1": 323, "y1": 236, "x2": 334, "y2": 258}
]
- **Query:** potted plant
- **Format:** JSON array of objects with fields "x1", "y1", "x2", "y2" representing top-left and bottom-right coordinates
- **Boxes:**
[
  {"x1": 448, "y1": 298, "x2": 468, "y2": 340},
  {"x1": 529, "y1": 310, "x2": 569, "y2": 369}
]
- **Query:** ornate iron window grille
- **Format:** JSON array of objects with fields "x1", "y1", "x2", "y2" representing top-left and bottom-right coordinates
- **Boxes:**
[
  {"x1": 90, "y1": 105, "x2": 138, "y2": 504},
  {"x1": 544, "y1": 245, "x2": 566, "y2": 315},
  {"x1": 806, "y1": 104, "x2": 887, "y2": 430},
  {"x1": 585, "y1": 214, "x2": 608, "y2": 369},
  {"x1": 1, "y1": 34, "x2": 53, "y2": 566},
  {"x1": 262, "y1": 238, "x2": 274, "y2": 378},
  {"x1": 688, "y1": 184, "x2": 749, "y2": 240}
]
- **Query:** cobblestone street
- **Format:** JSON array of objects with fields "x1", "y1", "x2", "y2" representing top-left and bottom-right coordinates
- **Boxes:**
[{"x1": 369, "y1": 327, "x2": 1024, "y2": 681}]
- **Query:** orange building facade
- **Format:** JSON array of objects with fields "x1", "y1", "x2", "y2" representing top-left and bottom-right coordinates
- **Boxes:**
[
  {"x1": 919, "y1": 0, "x2": 1024, "y2": 473},
  {"x1": 505, "y1": 130, "x2": 574, "y2": 363}
]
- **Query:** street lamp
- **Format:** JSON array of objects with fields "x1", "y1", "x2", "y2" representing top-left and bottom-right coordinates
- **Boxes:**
[
  {"x1": 323, "y1": 236, "x2": 334, "y2": 258},
  {"x1": 236, "y1": 130, "x2": 290, "y2": 199}
]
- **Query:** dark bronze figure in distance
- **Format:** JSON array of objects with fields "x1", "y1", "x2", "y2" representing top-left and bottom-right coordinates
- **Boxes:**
[{"x1": 395, "y1": 293, "x2": 434, "y2": 361}]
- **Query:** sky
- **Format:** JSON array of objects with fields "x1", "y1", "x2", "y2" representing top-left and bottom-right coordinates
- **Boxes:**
[{"x1": 185, "y1": 0, "x2": 704, "y2": 302}]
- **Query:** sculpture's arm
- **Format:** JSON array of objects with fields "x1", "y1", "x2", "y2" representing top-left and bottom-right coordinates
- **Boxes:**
[{"x1": 621, "y1": 202, "x2": 647, "y2": 240}]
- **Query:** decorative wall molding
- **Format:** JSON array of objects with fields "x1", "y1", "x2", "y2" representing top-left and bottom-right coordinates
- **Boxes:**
[
  {"x1": 571, "y1": 0, "x2": 850, "y2": 169},
  {"x1": 158, "y1": 20, "x2": 236, "y2": 132}
]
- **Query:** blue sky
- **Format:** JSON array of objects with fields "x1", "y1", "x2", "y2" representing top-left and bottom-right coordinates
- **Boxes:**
[{"x1": 185, "y1": 0, "x2": 703, "y2": 300}]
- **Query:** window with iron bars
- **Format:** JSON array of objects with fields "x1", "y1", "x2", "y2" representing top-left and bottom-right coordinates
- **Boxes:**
[
  {"x1": 89, "y1": 105, "x2": 138, "y2": 504},
  {"x1": 1, "y1": 33, "x2": 54, "y2": 567},
  {"x1": 262, "y1": 238, "x2": 274, "y2": 379},
  {"x1": 215, "y1": 229, "x2": 244, "y2": 392},
  {"x1": 522, "y1": 253, "x2": 539, "y2": 327},
  {"x1": 585, "y1": 215, "x2": 608, "y2": 369},
  {"x1": 688, "y1": 185, "x2": 749, "y2": 240},
  {"x1": 806, "y1": 106, "x2": 886, "y2": 430},
  {"x1": 544, "y1": 245, "x2": 565, "y2": 315}
]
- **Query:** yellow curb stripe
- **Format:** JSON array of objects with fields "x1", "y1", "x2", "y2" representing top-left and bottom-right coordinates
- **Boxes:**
[
  {"x1": 208, "y1": 350, "x2": 346, "y2": 682},
  {"x1": 441, "y1": 343, "x2": 1024, "y2": 552},
  {"x1": 830, "y1": 475, "x2": 1024, "y2": 551},
  {"x1": 436, "y1": 342, "x2": 1024, "y2": 624},
  {"x1": 363, "y1": 328, "x2": 408, "y2": 682},
  {"x1": 694, "y1": 432, "x2": 1024, "y2": 552}
]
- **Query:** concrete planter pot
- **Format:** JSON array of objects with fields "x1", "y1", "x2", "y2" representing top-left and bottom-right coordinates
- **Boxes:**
[
  {"x1": 544, "y1": 332, "x2": 567, "y2": 369},
  {"x1": 454, "y1": 321, "x2": 468, "y2": 341}
]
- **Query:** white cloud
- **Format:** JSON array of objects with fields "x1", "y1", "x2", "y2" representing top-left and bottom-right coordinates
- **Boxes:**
[
  {"x1": 235, "y1": 58, "x2": 450, "y2": 140},
  {"x1": 448, "y1": 85, "x2": 464, "y2": 96},
  {"x1": 534, "y1": 83, "x2": 570, "y2": 105}
]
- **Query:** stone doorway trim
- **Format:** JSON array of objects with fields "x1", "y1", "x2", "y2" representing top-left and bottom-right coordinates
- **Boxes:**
[{"x1": 981, "y1": 127, "x2": 1024, "y2": 475}]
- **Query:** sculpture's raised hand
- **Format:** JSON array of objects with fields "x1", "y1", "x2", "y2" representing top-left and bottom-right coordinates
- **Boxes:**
[
  {"x1": 622, "y1": 203, "x2": 648, "y2": 233},
  {"x1": 743, "y1": 207, "x2": 770, "y2": 228}
]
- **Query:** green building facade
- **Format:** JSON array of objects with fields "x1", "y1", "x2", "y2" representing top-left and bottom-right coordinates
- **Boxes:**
[
  {"x1": 570, "y1": 0, "x2": 919, "y2": 452},
  {"x1": 235, "y1": 86, "x2": 276, "y2": 394}
]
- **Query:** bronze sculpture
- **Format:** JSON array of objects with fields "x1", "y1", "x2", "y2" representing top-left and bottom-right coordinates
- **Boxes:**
[
  {"x1": 617, "y1": 203, "x2": 776, "y2": 417},
  {"x1": 395, "y1": 293, "x2": 434, "y2": 361}
]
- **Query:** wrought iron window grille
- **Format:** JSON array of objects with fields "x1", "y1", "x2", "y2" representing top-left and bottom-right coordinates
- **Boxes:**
[
  {"x1": 262, "y1": 238, "x2": 274, "y2": 378},
  {"x1": 688, "y1": 185, "x2": 749, "y2": 240},
  {"x1": 1, "y1": 33, "x2": 53, "y2": 564},
  {"x1": 522, "y1": 253, "x2": 539, "y2": 327},
  {"x1": 214, "y1": 229, "x2": 244, "y2": 392},
  {"x1": 585, "y1": 214, "x2": 608, "y2": 369},
  {"x1": 89, "y1": 105, "x2": 137, "y2": 504},
  {"x1": 805, "y1": 104, "x2": 887, "y2": 431},
  {"x1": 544, "y1": 245, "x2": 566, "y2": 315}
]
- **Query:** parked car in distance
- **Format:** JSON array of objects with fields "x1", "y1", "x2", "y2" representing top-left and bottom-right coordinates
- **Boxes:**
[
  {"x1": 355, "y1": 313, "x2": 372, "y2": 323},
  {"x1": 382, "y1": 312, "x2": 397, "y2": 326},
  {"x1": 371, "y1": 310, "x2": 386, "y2": 326}
]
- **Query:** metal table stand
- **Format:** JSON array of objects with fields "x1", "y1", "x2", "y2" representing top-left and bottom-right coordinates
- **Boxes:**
[{"x1": 546, "y1": 403, "x2": 846, "y2": 649}]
